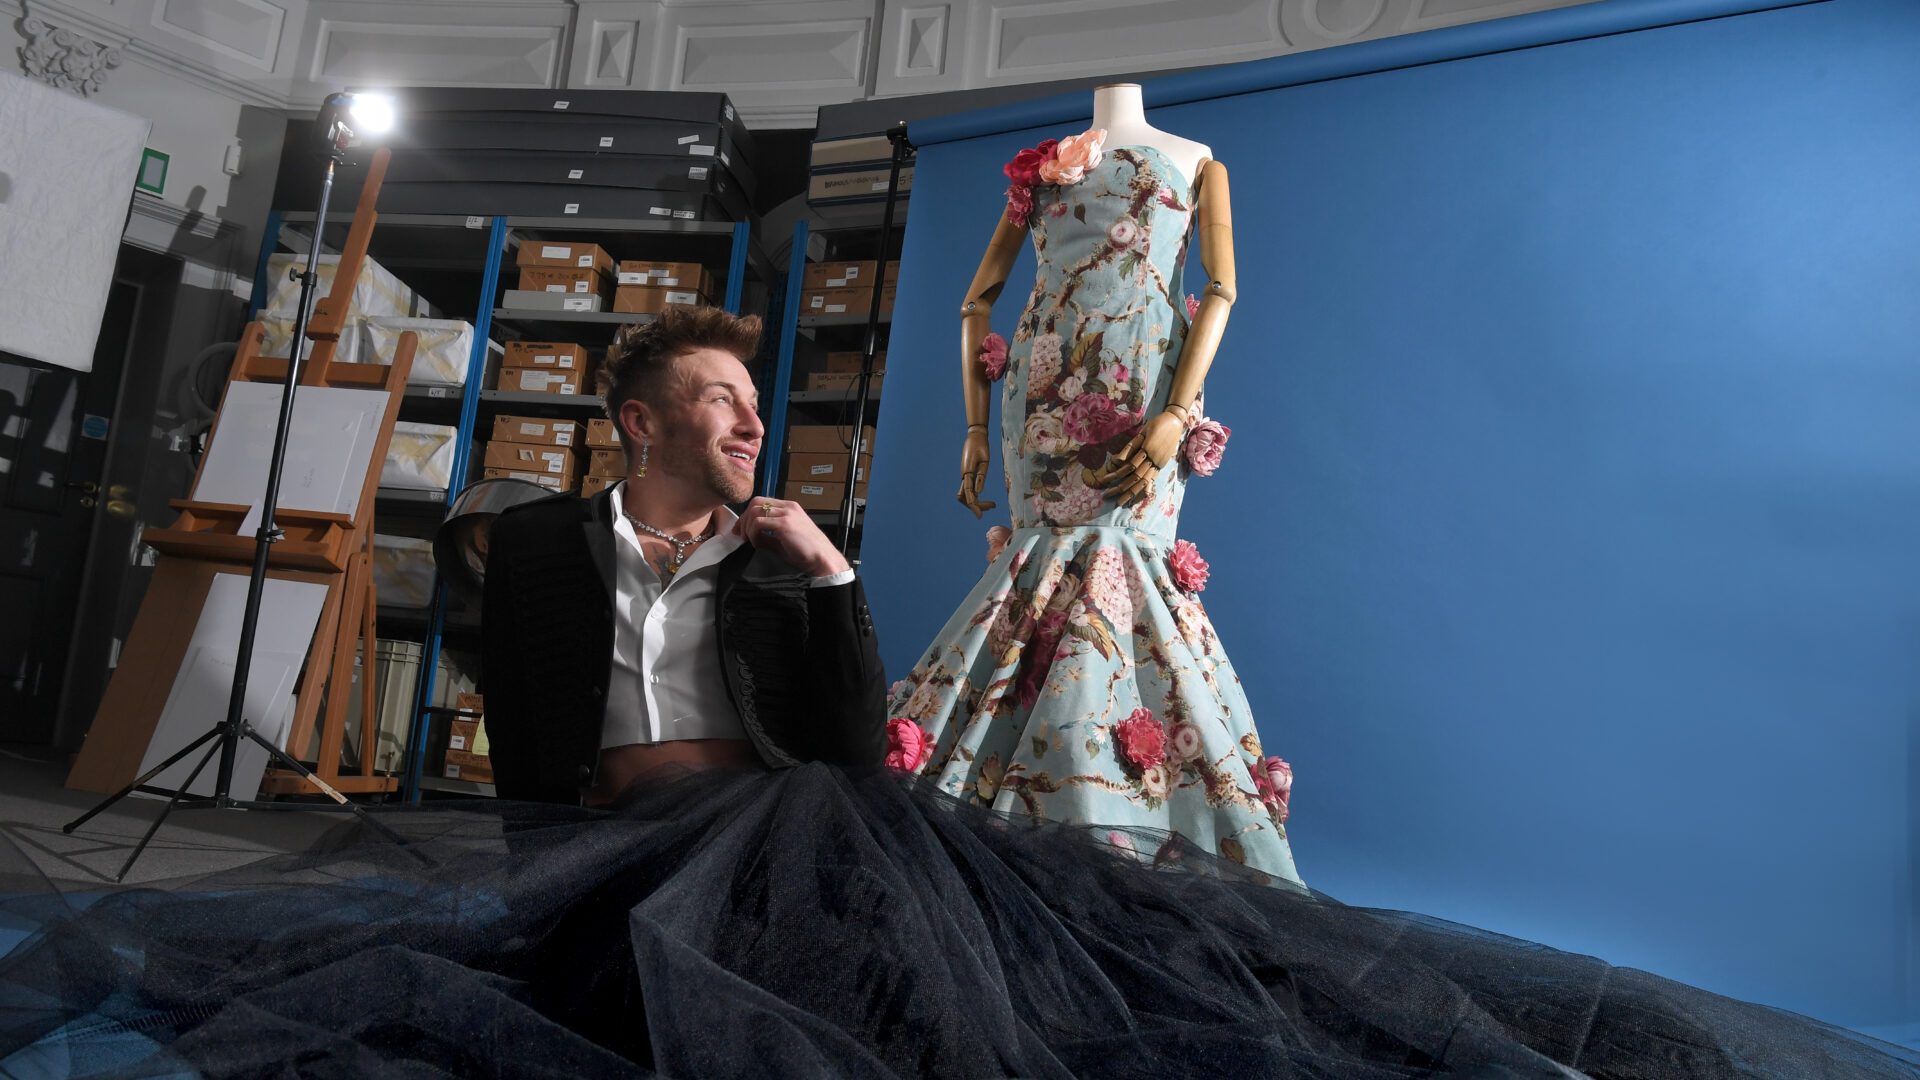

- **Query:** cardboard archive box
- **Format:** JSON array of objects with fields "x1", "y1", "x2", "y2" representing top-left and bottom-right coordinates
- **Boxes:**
[
  {"x1": 613, "y1": 285, "x2": 707, "y2": 315},
  {"x1": 786, "y1": 451, "x2": 870, "y2": 484},
  {"x1": 491, "y1": 415, "x2": 579, "y2": 447},
  {"x1": 801, "y1": 286, "x2": 893, "y2": 316},
  {"x1": 786, "y1": 424, "x2": 874, "y2": 455},
  {"x1": 616, "y1": 261, "x2": 715, "y2": 297},
  {"x1": 484, "y1": 466, "x2": 574, "y2": 492},
  {"x1": 806, "y1": 371, "x2": 883, "y2": 394},
  {"x1": 516, "y1": 240, "x2": 615, "y2": 276},
  {"x1": 587, "y1": 448, "x2": 627, "y2": 478},
  {"x1": 585, "y1": 418, "x2": 621, "y2": 449},
  {"x1": 502, "y1": 341, "x2": 590, "y2": 371},
  {"x1": 496, "y1": 365, "x2": 587, "y2": 395},
  {"x1": 518, "y1": 266, "x2": 610, "y2": 298},
  {"x1": 784, "y1": 479, "x2": 866, "y2": 511},
  {"x1": 824, "y1": 350, "x2": 884, "y2": 373},
  {"x1": 483, "y1": 440, "x2": 577, "y2": 477},
  {"x1": 800, "y1": 261, "x2": 899, "y2": 290}
]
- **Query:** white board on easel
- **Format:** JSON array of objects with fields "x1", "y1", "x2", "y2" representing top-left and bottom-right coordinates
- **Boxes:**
[
  {"x1": 137, "y1": 573, "x2": 330, "y2": 801},
  {"x1": 192, "y1": 381, "x2": 391, "y2": 536}
]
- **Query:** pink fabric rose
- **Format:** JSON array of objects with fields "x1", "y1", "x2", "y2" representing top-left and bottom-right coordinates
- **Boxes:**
[
  {"x1": 1167, "y1": 721, "x2": 1204, "y2": 764},
  {"x1": 978, "y1": 333, "x2": 1009, "y2": 381},
  {"x1": 985, "y1": 524, "x2": 1012, "y2": 564},
  {"x1": 1168, "y1": 539, "x2": 1210, "y2": 593},
  {"x1": 1185, "y1": 294, "x2": 1200, "y2": 321},
  {"x1": 1181, "y1": 417, "x2": 1231, "y2": 477},
  {"x1": 1039, "y1": 128, "x2": 1106, "y2": 185},
  {"x1": 1062, "y1": 393, "x2": 1135, "y2": 445},
  {"x1": 1048, "y1": 202, "x2": 1069, "y2": 217},
  {"x1": 1254, "y1": 756, "x2": 1293, "y2": 822},
  {"x1": 1004, "y1": 139, "x2": 1058, "y2": 188},
  {"x1": 1115, "y1": 707, "x2": 1167, "y2": 769},
  {"x1": 885, "y1": 717, "x2": 933, "y2": 772},
  {"x1": 1004, "y1": 184, "x2": 1034, "y2": 227}
]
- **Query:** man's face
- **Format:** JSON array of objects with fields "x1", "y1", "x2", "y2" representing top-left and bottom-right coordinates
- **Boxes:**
[{"x1": 630, "y1": 347, "x2": 763, "y2": 504}]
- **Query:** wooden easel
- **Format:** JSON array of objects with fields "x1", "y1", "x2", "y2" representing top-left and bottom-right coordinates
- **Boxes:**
[{"x1": 68, "y1": 149, "x2": 417, "y2": 798}]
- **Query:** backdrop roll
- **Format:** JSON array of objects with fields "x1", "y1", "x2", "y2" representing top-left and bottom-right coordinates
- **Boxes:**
[{"x1": 860, "y1": 0, "x2": 1920, "y2": 1034}]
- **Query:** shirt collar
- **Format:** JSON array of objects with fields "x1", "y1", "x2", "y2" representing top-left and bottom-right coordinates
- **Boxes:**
[{"x1": 607, "y1": 480, "x2": 743, "y2": 580}]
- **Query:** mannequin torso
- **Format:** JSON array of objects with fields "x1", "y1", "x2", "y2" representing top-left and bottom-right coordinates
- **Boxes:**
[{"x1": 1091, "y1": 83, "x2": 1210, "y2": 181}]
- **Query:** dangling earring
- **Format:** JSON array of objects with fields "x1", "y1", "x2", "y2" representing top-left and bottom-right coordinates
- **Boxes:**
[{"x1": 635, "y1": 442, "x2": 649, "y2": 478}]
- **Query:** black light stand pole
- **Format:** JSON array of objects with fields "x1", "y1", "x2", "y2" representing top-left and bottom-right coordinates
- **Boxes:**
[
  {"x1": 64, "y1": 98, "x2": 417, "y2": 881},
  {"x1": 837, "y1": 124, "x2": 913, "y2": 550}
]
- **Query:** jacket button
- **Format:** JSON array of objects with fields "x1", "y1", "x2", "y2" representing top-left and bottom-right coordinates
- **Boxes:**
[
  {"x1": 590, "y1": 686, "x2": 604, "y2": 699},
  {"x1": 577, "y1": 765, "x2": 593, "y2": 785}
]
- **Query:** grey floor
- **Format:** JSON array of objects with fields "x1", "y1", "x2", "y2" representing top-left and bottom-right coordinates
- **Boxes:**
[{"x1": 0, "y1": 744, "x2": 352, "y2": 888}]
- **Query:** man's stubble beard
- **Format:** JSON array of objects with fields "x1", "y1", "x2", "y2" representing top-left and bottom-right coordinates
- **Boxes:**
[{"x1": 658, "y1": 436, "x2": 753, "y2": 505}]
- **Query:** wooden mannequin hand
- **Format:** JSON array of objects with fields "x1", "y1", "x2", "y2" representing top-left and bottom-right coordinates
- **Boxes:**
[
  {"x1": 957, "y1": 427, "x2": 997, "y2": 518},
  {"x1": 1095, "y1": 409, "x2": 1186, "y2": 507}
]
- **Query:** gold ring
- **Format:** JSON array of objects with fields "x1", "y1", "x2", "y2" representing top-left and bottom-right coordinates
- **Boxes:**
[{"x1": 762, "y1": 501, "x2": 778, "y2": 511}]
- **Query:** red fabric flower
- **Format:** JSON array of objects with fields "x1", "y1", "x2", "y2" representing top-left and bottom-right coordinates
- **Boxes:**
[
  {"x1": 1062, "y1": 393, "x2": 1135, "y2": 444},
  {"x1": 1168, "y1": 539, "x2": 1210, "y2": 593},
  {"x1": 1185, "y1": 294, "x2": 1200, "y2": 321},
  {"x1": 884, "y1": 717, "x2": 933, "y2": 772},
  {"x1": 1181, "y1": 417, "x2": 1231, "y2": 477},
  {"x1": 979, "y1": 333, "x2": 1009, "y2": 381},
  {"x1": 1015, "y1": 610, "x2": 1069, "y2": 707},
  {"x1": 1115, "y1": 707, "x2": 1167, "y2": 769},
  {"x1": 1004, "y1": 184, "x2": 1034, "y2": 227},
  {"x1": 1003, "y1": 139, "x2": 1059, "y2": 188}
]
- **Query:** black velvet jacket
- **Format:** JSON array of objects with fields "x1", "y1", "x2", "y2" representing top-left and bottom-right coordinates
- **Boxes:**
[{"x1": 480, "y1": 489, "x2": 888, "y2": 805}]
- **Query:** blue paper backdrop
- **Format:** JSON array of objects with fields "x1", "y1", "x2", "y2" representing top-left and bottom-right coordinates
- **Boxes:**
[{"x1": 858, "y1": 0, "x2": 1920, "y2": 1030}]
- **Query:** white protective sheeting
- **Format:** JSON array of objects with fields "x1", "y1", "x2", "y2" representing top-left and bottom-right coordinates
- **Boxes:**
[
  {"x1": 265, "y1": 254, "x2": 413, "y2": 319},
  {"x1": 360, "y1": 317, "x2": 501, "y2": 388},
  {"x1": 0, "y1": 71, "x2": 151, "y2": 372},
  {"x1": 370, "y1": 533, "x2": 438, "y2": 608},
  {"x1": 255, "y1": 310, "x2": 364, "y2": 366},
  {"x1": 380, "y1": 421, "x2": 457, "y2": 491}
]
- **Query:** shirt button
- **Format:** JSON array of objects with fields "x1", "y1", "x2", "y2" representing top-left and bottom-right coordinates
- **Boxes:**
[{"x1": 649, "y1": 674, "x2": 661, "y2": 684}]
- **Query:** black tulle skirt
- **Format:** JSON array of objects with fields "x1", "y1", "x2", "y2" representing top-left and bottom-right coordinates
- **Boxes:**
[{"x1": 2, "y1": 763, "x2": 1915, "y2": 1079}]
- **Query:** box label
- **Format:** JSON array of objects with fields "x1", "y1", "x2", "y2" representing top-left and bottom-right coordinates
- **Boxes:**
[
  {"x1": 568, "y1": 168, "x2": 584, "y2": 180},
  {"x1": 598, "y1": 136, "x2": 614, "y2": 147},
  {"x1": 519, "y1": 423, "x2": 546, "y2": 436},
  {"x1": 546, "y1": 284, "x2": 567, "y2": 293},
  {"x1": 810, "y1": 464, "x2": 833, "y2": 476},
  {"x1": 688, "y1": 166, "x2": 709, "y2": 180},
  {"x1": 577, "y1": 254, "x2": 593, "y2": 266},
  {"x1": 801, "y1": 484, "x2": 826, "y2": 496},
  {"x1": 650, "y1": 207, "x2": 671, "y2": 217},
  {"x1": 450, "y1": 735, "x2": 467, "y2": 751},
  {"x1": 678, "y1": 134, "x2": 700, "y2": 145},
  {"x1": 563, "y1": 297, "x2": 592, "y2": 311},
  {"x1": 564, "y1": 203, "x2": 580, "y2": 214},
  {"x1": 556, "y1": 432, "x2": 573, "y2": 445},
  {"x1": 553, "y1": 100, "x2": 570, "y2": 109},
  {"x1": 541, "y1": 245, "x2": 571, "y2": 259},
  {"x1": 690, "y1": 145, "x2": 715, "y2": 157},
  {"x1": 665, "y1": 290, "x2": 697, "y2": 305}
]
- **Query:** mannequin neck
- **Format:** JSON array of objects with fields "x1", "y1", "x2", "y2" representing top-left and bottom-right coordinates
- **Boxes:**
[{"x1": 1092, "y1": 84, "x2": 1145, "y2": 132}]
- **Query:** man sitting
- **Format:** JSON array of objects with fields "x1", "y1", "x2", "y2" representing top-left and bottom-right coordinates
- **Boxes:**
[{"x1": 481, "y1": 307, "x2": 887, "y2": 805}]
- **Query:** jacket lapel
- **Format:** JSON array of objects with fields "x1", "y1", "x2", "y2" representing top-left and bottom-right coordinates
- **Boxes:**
[{"x1": 583, "y1": 488, "x2": 616, "y2": 597}]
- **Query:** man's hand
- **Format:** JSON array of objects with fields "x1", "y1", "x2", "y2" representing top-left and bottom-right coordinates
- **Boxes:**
[{"x1": 735, "y1": 498, "x2": 852, "y2": 578}]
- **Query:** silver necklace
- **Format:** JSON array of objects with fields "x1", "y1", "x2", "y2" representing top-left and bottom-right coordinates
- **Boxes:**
[{"x1": 623, "y1": 510, "x2": 714, "y2": 574}]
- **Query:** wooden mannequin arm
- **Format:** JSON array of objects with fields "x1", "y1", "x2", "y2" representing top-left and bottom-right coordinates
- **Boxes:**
[
  {"x1": 957, "y1": 212, "x2": 1027, "y2": 516},
  {"x1": 1163, "y1": 159, "x2": 1235, "y2": 418}
]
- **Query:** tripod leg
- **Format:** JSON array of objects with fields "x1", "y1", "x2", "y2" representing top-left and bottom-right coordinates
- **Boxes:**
[
  {"x1": 116, "y1": 736, "x2": 225, "y2": 882},
  {"x1": 239, "y1": 723, "x2": 428, "y2": 863},
  {"x1": 64, "y1": 725, "x2": 227, "y2": 834}
]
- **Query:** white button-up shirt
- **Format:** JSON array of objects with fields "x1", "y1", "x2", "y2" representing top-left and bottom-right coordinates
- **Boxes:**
[{"x1": 602, "y1": 481, "x2": 856, "y2": 749}]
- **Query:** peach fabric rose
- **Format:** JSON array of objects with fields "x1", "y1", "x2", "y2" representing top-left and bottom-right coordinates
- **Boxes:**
[
  {"x1": 1168, "y1": 539, "x2": 1210, "y2": 593},
  {"x1": 1181, "y1": 417, "x2": 1231, "y2": 477},
  {"x1": 1114, "y1": 707, "x2": 1167, "y2": 769},
  {"x1": 1254, "y1": 755, "x2": 1293, "y2": 822},
  {"x1": 884, "y1": 717, "x2": 933, "y2": 772},
  {"x1": 985, "y1": 525, "x2": 1012, "y2": 564},
  {"x1": 979, "y1": 333, "x2": 1009, "y2": 381},
  {"x1": 1039, "y1": 128, "x2": 1107, "y2": 185}
]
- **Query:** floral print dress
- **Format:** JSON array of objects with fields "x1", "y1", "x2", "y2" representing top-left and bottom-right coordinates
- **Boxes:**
[{"x1": 887, "y1": 139, "x2": 1303, "y2": 885}]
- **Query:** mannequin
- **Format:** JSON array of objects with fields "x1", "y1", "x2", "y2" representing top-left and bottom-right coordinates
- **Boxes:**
[
  {"x1": 956, "y1": 86, "x2": 1237, "y2": 515},
  {"x1": 1090, "y1": 83, "x2": 1210, "y2": 184}
]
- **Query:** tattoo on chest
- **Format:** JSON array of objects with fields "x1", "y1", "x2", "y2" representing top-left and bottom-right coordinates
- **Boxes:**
[{"x1": 650, "y1": 550, "x2": 678, "y2": 580}]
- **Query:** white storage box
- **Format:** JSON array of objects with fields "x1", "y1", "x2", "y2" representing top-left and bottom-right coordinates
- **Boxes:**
[
  {"x1": 361, "y1": 317, "x2": 500, "y2": 388},
  {"x1": 380, "y1": 422, "x2": 458, "y2": 491},
  {"x1": 255, "y1": 310, "x2": 363, "y2": 365},
  {"x1": 266, "y1": 253, "x2": 414, "y2": 319},
  {"x1": 371, "y1": 533, "x2": 437, "y2": 608}
]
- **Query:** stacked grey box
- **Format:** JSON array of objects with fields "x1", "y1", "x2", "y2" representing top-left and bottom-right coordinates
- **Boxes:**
[{"x1": 329, "y1": 89, "x2": 755, "y2": 223}]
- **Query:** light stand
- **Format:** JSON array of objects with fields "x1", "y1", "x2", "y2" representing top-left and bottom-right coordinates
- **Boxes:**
[{"x1": 64, "y1": 92, "x2": 417, "y2": 882}]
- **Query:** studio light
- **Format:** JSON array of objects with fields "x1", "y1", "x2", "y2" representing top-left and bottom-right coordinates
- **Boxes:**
[
  {"x1": 349, "y1": 92, "x2": 396, "y2": 135},
  {"x1": 318, "y1": 89, "x2": 399, "y2": 152}
]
